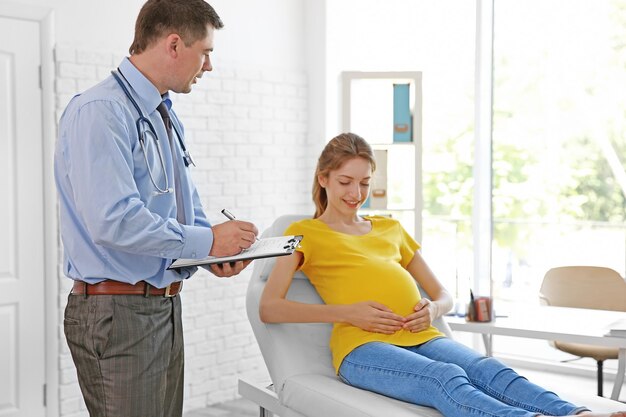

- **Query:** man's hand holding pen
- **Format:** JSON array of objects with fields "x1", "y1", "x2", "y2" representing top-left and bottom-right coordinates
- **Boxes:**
[
  {"x1": 207, "y1": 210, "x2": 259, "y2": 277},
  {"x1": 210, "y1": 219, "x2": 258, "y2": 257}
]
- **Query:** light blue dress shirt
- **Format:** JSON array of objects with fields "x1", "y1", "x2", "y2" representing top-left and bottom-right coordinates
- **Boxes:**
[{"x1": 54, "y1": 57, "x2": 214, "y2": 288}]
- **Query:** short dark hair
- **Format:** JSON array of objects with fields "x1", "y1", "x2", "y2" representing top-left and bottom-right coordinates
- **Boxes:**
[{"x1": 129, "y1": 0, "x2": 224, "y2": 55}]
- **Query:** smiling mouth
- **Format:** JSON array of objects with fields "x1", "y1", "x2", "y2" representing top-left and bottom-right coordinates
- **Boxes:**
[{"x1": 343, "y1": 199, "x2": 361, "y2": 207}]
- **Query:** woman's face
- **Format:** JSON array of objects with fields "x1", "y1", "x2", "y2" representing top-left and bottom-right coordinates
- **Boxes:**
[{"x1": 319, "y1": 157, "x2": 372, "y2": 215}]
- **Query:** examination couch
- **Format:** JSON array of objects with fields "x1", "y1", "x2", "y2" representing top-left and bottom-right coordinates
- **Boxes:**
[{"x1": 239, "y1": 215, "x2": 625, "y2": 417}]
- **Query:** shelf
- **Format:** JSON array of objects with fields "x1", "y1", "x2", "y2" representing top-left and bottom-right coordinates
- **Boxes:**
[{"x1": 342, "y1": 70, "x2": 422, "y2": 240}]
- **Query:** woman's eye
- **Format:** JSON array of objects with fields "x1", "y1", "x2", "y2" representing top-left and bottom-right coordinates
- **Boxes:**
[{"x1": 361, "y1": 183, "x2": 370, "y2": 187}]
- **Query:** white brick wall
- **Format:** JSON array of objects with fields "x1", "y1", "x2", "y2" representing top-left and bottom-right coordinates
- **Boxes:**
[{"x1": 54, "y1": 43, "x2": 319, "y2": 416}]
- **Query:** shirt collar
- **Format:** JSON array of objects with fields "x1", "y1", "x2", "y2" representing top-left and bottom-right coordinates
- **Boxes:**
[{"x1": 118, "y1": 57, "x2": 163, "y2": 114}]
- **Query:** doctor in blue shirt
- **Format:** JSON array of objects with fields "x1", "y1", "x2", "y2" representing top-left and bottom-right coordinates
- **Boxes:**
[{"x1": 54, "y1": 1, "x2": 257, "y2": 416}]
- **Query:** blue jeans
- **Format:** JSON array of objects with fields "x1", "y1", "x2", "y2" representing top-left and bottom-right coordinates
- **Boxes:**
[{"x1": 338, "y1": 338, "x2": 589, "y2": 417}]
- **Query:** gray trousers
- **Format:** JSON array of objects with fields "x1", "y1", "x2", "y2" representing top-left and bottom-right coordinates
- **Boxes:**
[{"x1": 64, "y1": 293, "x2": 184, "y2": 417}]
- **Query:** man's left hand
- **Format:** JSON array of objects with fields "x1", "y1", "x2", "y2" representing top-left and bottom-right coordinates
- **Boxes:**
[{"x1": 206, "y1": 260, "x2": 252, "y2": 277}]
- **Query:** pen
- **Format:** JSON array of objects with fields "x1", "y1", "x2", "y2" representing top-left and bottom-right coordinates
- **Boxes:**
[{"x1": 221, "y1": 209, "x2": 260, "y2": 241}]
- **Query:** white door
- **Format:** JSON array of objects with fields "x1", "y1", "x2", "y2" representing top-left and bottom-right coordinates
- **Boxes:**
[{"x1": 0, "y1": 16, "x2": 46, "y2": 417}]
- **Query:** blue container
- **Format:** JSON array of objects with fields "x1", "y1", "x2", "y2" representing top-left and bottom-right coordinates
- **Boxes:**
[{"x1": 393, "y1": 83, "x2": 412, "y2": 142}]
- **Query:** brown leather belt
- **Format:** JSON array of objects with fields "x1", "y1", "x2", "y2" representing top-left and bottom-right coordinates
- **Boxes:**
[{"x1": 71, "y1": 280, "x2": 182, "y2": 297}]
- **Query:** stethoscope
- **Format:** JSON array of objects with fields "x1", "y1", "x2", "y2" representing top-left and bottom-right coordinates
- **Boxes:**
[{"x1": 111, "y1": 68, "x2": 195, "y2": 195}]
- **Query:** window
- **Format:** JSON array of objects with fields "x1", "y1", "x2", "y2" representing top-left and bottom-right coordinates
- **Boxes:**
[
  {"x1": 491, "y1": 0, "x2": 626, "y2": 364},
  {"x1": 492, "y1": 0, "x2": 626, "y2": 306}
]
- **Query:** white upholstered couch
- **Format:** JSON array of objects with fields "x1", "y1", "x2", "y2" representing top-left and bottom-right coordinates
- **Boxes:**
[{"x1": 239, "y1": 215, "x2": 625, "y2": 417}]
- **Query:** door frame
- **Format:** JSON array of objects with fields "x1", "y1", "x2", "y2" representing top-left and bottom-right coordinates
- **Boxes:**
[{"x1": 0, "y1": 2, "x2": 57, "y2": 416}]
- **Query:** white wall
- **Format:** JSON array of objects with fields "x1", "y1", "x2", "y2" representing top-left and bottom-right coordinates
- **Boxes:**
[
  {"x1": 324, "y1": 0, "x2": 475, "y2": 139},
  {"x1": 2, "y1": 0, "x2": 315, "y2": 415},
  {"x1": 211, "y1": 0, "x2": 305, "y2": 72},
  {"x1": 303, "y1": 0, "x2": 330, "y2": 145},
  {"x1": 8, "y1": 0, "x2": 306, "y2": 71}
]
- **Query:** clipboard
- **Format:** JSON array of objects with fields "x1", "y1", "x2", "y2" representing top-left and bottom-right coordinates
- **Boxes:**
[{"x1": 168, "y1": 235, "x2": 303, "y2": 269}]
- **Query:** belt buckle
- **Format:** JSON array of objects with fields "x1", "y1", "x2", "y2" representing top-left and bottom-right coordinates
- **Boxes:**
[{"x1": 164, "y1": 283, "x2": 175, "y2": 298}]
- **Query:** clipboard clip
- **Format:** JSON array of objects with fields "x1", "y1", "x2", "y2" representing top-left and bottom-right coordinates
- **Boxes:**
[{"x1": 283, "y1": 235, "x2": 303, "y2": 251}]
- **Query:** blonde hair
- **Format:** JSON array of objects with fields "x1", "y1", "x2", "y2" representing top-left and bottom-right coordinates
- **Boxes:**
[{"x1": 312, "y1": 133, "x2": 376, "y2": 218}]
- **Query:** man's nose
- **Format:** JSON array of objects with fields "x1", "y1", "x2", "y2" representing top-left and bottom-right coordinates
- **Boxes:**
[{"x1": 203, "y1": 57, "x2": 212, "y2": 72}]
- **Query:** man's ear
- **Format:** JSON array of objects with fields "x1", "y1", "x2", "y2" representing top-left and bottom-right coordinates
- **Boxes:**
[{"x1": 165, "y1": 33, "x2": 182, "y2": 57}]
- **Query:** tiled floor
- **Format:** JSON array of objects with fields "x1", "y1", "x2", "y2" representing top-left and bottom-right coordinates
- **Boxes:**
[{"x1": 185, "y1": 366, "x2": 624, "y2": 417}]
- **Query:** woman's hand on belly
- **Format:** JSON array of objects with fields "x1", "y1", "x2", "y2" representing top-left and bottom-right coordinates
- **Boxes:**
[
  {"x1": 403, "y1": 298, "x2": 437, "y2": 333},
  {"x1": 342, "y1": 301, "x2": 407, "y2": 335}
]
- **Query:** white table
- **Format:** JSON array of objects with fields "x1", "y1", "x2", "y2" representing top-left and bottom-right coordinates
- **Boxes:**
[{"x1": 446, "y1": 305, "x2": 626, "y2": 400}]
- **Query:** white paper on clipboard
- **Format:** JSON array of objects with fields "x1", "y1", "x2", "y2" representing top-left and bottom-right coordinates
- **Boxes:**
[{"x1": 168, "y1": 235, "x2": 303, "y2": 269}]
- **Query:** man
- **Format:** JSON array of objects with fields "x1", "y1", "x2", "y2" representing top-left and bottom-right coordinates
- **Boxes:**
[{"x1": 54, "y1": 1, "x2": 258, "y2": 416}]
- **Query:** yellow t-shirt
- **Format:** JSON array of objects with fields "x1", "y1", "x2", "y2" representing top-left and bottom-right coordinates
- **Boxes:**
[{"x1": 284, "y1": 216, "x2": 445, "y2": 373}]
